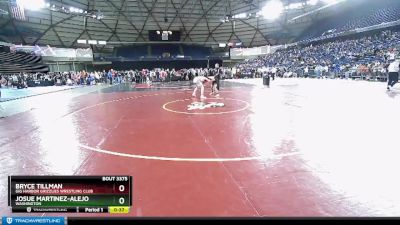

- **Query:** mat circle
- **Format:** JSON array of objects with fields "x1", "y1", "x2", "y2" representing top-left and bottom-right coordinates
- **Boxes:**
[{"x1": 162, "y1": 98, "x2": 250, "y2": 115}]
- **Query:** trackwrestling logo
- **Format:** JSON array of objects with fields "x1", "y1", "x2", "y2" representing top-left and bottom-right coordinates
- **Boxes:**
[
  {"x1": 2, "y1": 217, "x2": 64, "y2": 225},
  {"x1": 187, "y1": 102, "x2": 225, "y2": 110}
]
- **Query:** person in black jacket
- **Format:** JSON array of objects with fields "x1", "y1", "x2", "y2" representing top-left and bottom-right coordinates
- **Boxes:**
[{"x1": 387, "y1": 59, "x2": 399, "y2": 91}]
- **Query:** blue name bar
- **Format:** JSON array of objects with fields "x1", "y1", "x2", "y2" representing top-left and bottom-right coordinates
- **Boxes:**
[{"x1": 2, "y1": 217, "x2": 64, "y2": 225}]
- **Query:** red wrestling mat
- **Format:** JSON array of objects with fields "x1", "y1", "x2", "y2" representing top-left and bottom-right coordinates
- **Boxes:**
[{"x1": 2, "y1": 82, "x2": 400, "y2": 217}]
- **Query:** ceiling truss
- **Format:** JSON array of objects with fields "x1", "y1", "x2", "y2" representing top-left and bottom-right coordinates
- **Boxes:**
[{"x1": 0, "y1": 0, "x2": 325, "y2": 52}]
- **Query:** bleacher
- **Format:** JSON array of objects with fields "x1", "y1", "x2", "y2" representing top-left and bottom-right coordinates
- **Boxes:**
[
  {"x1": 297, "y1": 0, "x2": 400, "y2": 42},
  {"x1": 0, "y1": 50, "x2": 49, "y2": 74},
  {"x1": 236, "y1": 27, "x2": 400, "y2": 81},
  {"x1": 150, "y1": 44, "x2": 181, "y2": 58},
  {"x1": 115, "y1": 45, "x2": 148, "y2": 60},
  {"x1": 112, "y1": 44, "x2": 212, "y2": 61},
  {"x1": 182, "y1": 45, "x2": 212, "y2": 59}
]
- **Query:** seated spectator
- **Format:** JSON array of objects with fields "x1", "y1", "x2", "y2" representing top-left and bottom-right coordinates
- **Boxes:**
[{"x1": 236, "y1": 28, "x2": 400, "y2": 81}]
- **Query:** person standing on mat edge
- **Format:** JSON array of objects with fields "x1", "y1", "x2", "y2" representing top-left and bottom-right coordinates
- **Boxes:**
[
  {"x1": 210, "y1": 68, "x2": 221, "y2": 97},
  {"x1": 387, "y1": 58, "x2": 399, "y2": 91},
  {"x1": 211, "y1": 63, "x2": 221, "y2": 97},
  {"x1": 0, "y1": 75, "x2": 5, "y2": 109},
  {"x1": 192, "y1": 75, "x2": 211, "y2": 99},
  {"x1": 107, "y1": 69, "x2": 114, "y2": 85}
]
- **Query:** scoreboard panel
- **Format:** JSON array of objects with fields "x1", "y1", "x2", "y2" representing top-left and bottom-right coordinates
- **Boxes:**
[
  {"x1": 8, "y1": 176, "x2": 132, "y2": 214},
  {"x1": 149, "y1": 30, "x2": 181, "y2": 41}
]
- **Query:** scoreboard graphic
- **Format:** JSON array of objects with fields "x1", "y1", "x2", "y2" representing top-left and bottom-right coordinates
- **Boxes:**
[{"x1": 8, "y1": 176, "x2": 132, "y2": 214}]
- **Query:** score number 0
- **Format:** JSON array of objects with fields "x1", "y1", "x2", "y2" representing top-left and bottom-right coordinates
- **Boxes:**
[{"x1": 118, "y1": 184, "x2": 126, "y2": 205}]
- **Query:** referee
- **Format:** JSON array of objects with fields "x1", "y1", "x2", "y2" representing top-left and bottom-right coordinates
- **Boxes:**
[
  {"x1": 214, "y1": 64, "x2": 221, "y2": 92},
  {"x1": 215, "y1": 68, "x2": 221, "y2": 91},
  {"x1": 387, "y1": 58, "x2": 399, "y2": 91},
  {"x1": 0, "y1": 75, "x2": 3, "y2": 100}
]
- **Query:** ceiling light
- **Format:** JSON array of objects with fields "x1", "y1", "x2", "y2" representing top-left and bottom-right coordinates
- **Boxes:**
[
  {"x1": 260, "y1": 0, "x2": 284, "y2": 20},
  {"x1": 322, "y1": 0, "x2": 337, "y2": 3},
  {"x1": 17, "y1": 0, "x2": 46, "y2": 11},
  {"x1": 307, "y1": 0, "x2": 319, "y2": 5},
  {"x1": 287, "y1": 2, "x2": 303, "y2": 9},
  {"x1": 88, "y1": 40, "x2": 97, "y2": 45},
  {"x1": 233, "y1": 13, "x2": 247, "y2": 19}
]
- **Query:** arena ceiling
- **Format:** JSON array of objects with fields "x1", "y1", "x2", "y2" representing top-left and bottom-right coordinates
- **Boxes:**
[{"x1": 0, "y1": 0, "x2": 348, "y2": 52}]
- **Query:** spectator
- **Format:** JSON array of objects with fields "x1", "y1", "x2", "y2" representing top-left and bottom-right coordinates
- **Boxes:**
[{"x1": 236, "y1": 29, "x2": 400, "y2": 81}]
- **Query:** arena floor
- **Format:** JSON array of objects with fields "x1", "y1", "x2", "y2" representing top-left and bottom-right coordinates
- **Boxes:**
[{"x1": 1, "y1": 78, "x2": 400, "y2": 216}]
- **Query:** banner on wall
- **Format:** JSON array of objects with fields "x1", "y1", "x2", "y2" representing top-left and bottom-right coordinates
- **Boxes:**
[
  {"x1": 230, "y1": 45, "x2": 270, "y2": 59},
  {"x1": 11, "y1": 44, "x2": 93, "y2": 61}
]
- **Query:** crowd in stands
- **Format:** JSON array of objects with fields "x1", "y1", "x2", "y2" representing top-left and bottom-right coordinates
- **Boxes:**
[
  {"x1": 236, "y1": 29, "x2": 400, "y2": 81},
  {"x1": 297, "y1": 0, "x2": 400, "y2": 42},
  {"x1": 124, "y1": 68, "x2": 230, "y2": 84},
  {"x1": 3, "y1": 29, "x2": 399, "y2": 90},
  {"x1": 0, "y1": 71, "x2": 100, "y2": 89},
  {"x1": 0, "y1": 67, "x2": 231, "y2": 90}
]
